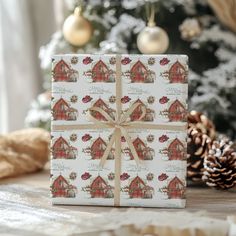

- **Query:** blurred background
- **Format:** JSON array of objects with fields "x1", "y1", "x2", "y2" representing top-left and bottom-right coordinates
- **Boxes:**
[{"x1": 0, "y1": 0, "x2": 236, "y2": 138}]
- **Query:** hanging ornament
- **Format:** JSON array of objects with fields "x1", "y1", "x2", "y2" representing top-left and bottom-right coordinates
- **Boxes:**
[
  {"x1": 137, "y1": 3, "x2": 169, "y2": 54},
  {"x1": 63, "y1": 5, "x2": 93, "y2": 47}
]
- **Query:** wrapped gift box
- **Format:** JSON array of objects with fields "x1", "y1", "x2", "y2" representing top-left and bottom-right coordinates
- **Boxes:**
[{"x1": 51, "y1": 54, "x2": 188, "y2": 208}]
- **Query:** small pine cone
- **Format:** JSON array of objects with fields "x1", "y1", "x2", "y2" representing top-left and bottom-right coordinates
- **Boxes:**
[
  {"x1": 202, "y1": 137, "x2": 236, "y2": 190},
  {"x1": 188, "y1": 111, "x2": 216, "y2": 139},
  {"x1": 187, "y1": 127, "x2": 212, "y2": 182}
]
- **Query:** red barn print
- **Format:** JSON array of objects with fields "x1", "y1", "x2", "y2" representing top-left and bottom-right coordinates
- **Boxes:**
[
  {"x1": 51, "y1": 175, "x2": 77, "y2": 198},
  {"x1": 129, "y1": 99, "x2": 155, "y2": 122},
  {"x1": 52, "y1": 136, "x2": 77, "y2": 159},
  {"x1": 169, "y1": 61, "x2": 187, "y2": 83},
  {"x1": 128, "y1": 176, "x2": 153, "y2": 199},
  {"x1": 90, "y1": 176, "x2": 114, "y2": 198},
  {"x1": 91, "y1": 60, "x2": 115, "y2": 82},
  {"x1": 167, "y1": 138, "x2": 186, "y2": 160},
  {"x1": 90, "y1": 98, "x2": 115, "y2": 121},
  {"x1": 130, "y1": 61, "x2": 155, "y2": 83},
  {"x1": 168, "y1": 100, "x2": 186, "y2": 122},
  {"x1": 167, "y1": 177, "x2": 185, "y2": 199},
  {"x1": 128, "y1": 137, "x2": 154, "y2": 160},
  {"x1": 90, "y1": 137, "x2": 114, "y2": 160},
  {"x1": 53, "y1": 60, "x2": 78, "y2": 82},
  {"x1": 52, "y1": 98, "x2": 78, "y2": 121}
]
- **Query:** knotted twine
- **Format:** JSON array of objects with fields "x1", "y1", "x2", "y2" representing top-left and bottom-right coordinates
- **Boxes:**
[{"x1": 52, "y1": 55, "x2": 186, "y2": 206}]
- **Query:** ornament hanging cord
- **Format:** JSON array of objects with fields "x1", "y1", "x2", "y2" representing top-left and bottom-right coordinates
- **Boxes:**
[
  {"x1": 146, "y1": 1, "x2": 156, "y2": 27},
  {"x1": 75, "y1": 0, "x2": 83, "y2": 10}
]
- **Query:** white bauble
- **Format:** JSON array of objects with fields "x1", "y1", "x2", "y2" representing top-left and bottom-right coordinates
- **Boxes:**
[
  {"x1": 137, "y1": 26, "x2": 169, "y2": 54},
  {"x1": 63, "y1": 7, "x2": 93, "y2": 47}
]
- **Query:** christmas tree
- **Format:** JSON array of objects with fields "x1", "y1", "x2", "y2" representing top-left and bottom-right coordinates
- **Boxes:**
[{"x1": 25, "y1": 0, "x2": 236, "y2": 139}]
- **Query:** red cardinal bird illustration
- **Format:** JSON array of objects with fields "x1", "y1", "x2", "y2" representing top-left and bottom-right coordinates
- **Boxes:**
[
  {"x1": 83, "y1": 56, "x2": 93, "y2": 65},
  {"x1": 160, "y1": 58, "x2": 170, "y2": 65},
  {"x1": 121, "y1": 57, "x2": 132, "y2": 65},
  {"x1": 159, "y1": 134, "x2": 169, "y2": 143},
  {"x1": 120, "y1": 173, "x2": 130, "y2": 181},
  {"x1": 159, "y1": 96, "x2": 169, "y2": 104},
  {"x1": 82, "y1": 134, "x2": 92, "y2": 142},
  {"x1": 82, "y1": 95, "x2": 93, "y2": 103},
  {"x1": 158, "y1": 173, "x2": 169, "y2": 181},
  {"x1": 81, "y1": 172, "x2": 92, "y2": 180},
  {"x1": 121, "y1": 96, "x2": 131, "y2": 104}
]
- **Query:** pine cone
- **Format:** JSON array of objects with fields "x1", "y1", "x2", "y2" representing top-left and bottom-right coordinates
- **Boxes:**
[
  {"x1": 187, "y1": 127, "x2": 212, "y2": 182},
  {"x1": 202, "y1": 137, "x2": 236, "y2": 190},
  {"x1": 188, "y1": 110, "x2": 216, "y2": 139},
  {"x1": 187, "y1": 111, "x2": 214, "y2": 182}
]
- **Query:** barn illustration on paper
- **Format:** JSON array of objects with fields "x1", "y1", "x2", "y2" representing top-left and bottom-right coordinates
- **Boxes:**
[
  {"x1": 90, "y1": 98, "x2": 115, "y2": 121},
  {"x1": 129, "y1": 99, "x2": 155, "y2": 122},
  {"x1": 160, "y1": 100, "x2": 186, "y2": 122},
  {"x1": 166, "y1": 176, "x2": 185, "y2": 199},
  {"x1": 124, "y1": 176, "x2": 154, "y2": 199},
  {"x1": 82, "y1": 176, "x2": 114, "y2": 198},
  {"x1": 124, "y1": 137, "x2": 154, "y2": 160},
  {"x1": 160, "y1": 138, "x2": 186, "y2": 160},
  {"x1": 87, "y1": 137, "x2": 114, "y2": 160},
  {"x1": 52, "y1": 98, "x2": 78, "y2": 121},
  {"x1": 53, "y1": 59, "x2": 78, "y2": 82},
  {"x1": 169, "y1": 61, "x2": 187, "y2": 83},
  {"x1": 52, "y1": 136, "x2": 77, "y2": 159},
  {"x1": 124, "y1": 61, "x2": 155, "y2": 83},
  {"x1": 161, "y1": 60, "x2": 187, "y2": 83},
  {"x1": 168, "y1": 100, "x2": 187, "y2": 121},
  {"x1": 85, "y1": 60, "x2": 115, "y2": 82},
  {"x1": 51, "y1": 175, "x2": 77, "y2": 198}
]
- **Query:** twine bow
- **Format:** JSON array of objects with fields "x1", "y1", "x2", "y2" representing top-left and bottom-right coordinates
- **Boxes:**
[
  {"x1": 89, "y1": 103, "x2": 146, "y2": 168},
  {"x1": 52, "y1": 55, "x2": 186, "y2": 206}
]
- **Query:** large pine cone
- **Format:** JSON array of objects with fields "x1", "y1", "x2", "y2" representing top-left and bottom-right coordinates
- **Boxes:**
[
  {"x1": 188, "y1": 111, "x2": 215, "y2": 139},
  {"x1": 187, "y1": 111, "x2": 215, "y2": 182},
  {"x1": 202, "y1": 137, "x2": 236, "y2": 189},
  {"x1": 187, "y1": 127, "x2": 212, "y2": 182}
]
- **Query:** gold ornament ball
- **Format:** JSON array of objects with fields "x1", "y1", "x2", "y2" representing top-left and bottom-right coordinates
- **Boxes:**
[
  {"x1": 137, "y1": 26, "x2": 169, "y2": 54},
  {"x1": 63, "y1": 7, "x2": 93, "y2": 47}
]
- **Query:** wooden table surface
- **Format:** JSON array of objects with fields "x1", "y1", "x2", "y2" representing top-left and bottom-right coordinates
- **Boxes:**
[{"x1": 1, "y1": 168, "x2": 235, "y2": 220}]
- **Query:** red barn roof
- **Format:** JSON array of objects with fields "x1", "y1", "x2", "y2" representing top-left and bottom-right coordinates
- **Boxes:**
[
  {"x1": 92, "y1": 60, "x2": 109, "y2": 82},
  {"x1": 168, "y1": 138, "x2": 184, "y2": 149},
  {"x1": 52, "y1": 136, "x2": 69, "y2": 150},
  {"x1": 52, "y1": 175, "x2": 69, "y2": 188},
  {"x1": 53, "y1": 98, "x2": 70, "y2": 110},
  {"x1": 90, "y1": 137, "x2": 107, "y2": 159},
  {"x1": 91, "y1": 137, "x2": 106, "y2": 150},
  {"x1": 91, "y1": 176, "x2": 108, "y2": 189},
  {"x1": 169, "y1": 61, "x2": 187, "y2": 83},
  {"x1": 168, "y1": 99, "x2": 186, "y2": 121},
  {"x1": 167, "y1": 138, "x2": 185, "y2": 160},
  {"x1": 133, "y1": 137, "x2": 146, "y2": 148},
  {"x1": 91, "y1": 99, "x2": 114, "y2": 121},
  {"x1": 94, "y1": 98, "x2": 109, "y2": 109},
  {"x1": 129, "y1": 176, "x2": 146, "y2": 189},
  {"x1": 167, "y1": 176, "x2": 184, "y2": 190},
  {"x1": 170, "y1": 61, "x2": 185, "y2": 72},
  {"x1": 53, "y1": 60, "x2": 70, "y2": 72},
  {"x1": 169, "y1": 100, "x2": 185, "y2": 111},
  {"x1": 134, "y1": 98, "x2": 144, "y2": 105},
  {"x1": 129, "y1": 99, "x2": 146, "y2": 121},
  {"x1": 130, "y1": 61, "x2": 148, "y2": 83},
  {"x1": 53, "y1": 60, "x2": 71, "y2": 82}
]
